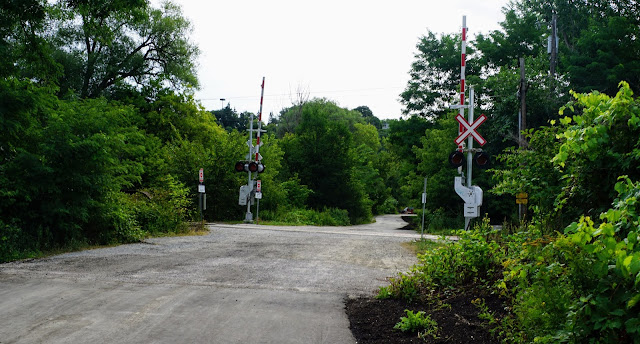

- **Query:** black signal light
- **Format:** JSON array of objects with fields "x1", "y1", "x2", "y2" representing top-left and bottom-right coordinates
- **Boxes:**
[{"x1": 448, "y1": 150, "x2": 465, "y2": 168}]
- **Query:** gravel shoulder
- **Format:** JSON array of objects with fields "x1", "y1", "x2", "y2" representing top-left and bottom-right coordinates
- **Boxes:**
[{"x1": 0, "y1": 215, "x2": 420, "y2": 344}]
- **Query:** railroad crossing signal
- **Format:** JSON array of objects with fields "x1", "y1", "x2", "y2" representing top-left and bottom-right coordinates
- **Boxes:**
[
  {"x1": 455, "y1": 114, "x2": 487, "y2": 146},
  {"x1": 234, "y1": 161, "x2": 265, "y2": 173},
  {"x1": 449, "y1": 151, "x2": 465, "y2": 168},
  {"x1": 474, "y1": 152, "x2": 490, "y2": 169},
  {"x1": 448, "y1": 150, "x2": 490, "y2": 169}
]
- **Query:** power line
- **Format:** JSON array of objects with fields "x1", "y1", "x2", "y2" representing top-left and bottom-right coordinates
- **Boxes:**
[{"x1": 197, "y1": 86, "x2": 404, "y2": 102}]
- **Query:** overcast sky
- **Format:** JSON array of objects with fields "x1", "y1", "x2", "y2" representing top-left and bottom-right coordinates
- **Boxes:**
[{"x1": 169, "y1": 0, "x2": 511, "y2": 120}]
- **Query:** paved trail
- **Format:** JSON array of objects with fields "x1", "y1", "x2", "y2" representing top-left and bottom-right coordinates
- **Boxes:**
[{"x1": 0, "y1": 215, "x2": 424, "y2": 344}]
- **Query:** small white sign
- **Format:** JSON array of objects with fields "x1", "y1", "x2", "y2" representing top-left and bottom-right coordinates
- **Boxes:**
[
  {"x1": 256, "y1": 180, "x2": 262, "y2": 192},
  {"x1": 198, "y1": 184, "x2": 205, "y2": 193},
  {"x1": 239, "y1": 185, "x2": 249, "y2": 205},
  {"x1": 199, "y1": 168, "x2": 204, "y2": 183},
  {"x1": 464, "y1": 202, "x2": 478, "y2": 217},
  {"x1": 421, "y1": 192, "x2": 427, "y2": 204},
  {"x1": 255, "y1": 192, "x2": 262, "y2": 199}
]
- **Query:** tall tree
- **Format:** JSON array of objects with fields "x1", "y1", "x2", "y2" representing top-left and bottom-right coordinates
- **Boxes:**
[
  {"x1": 521, "y1": 0, "x2": 640, "y2": 95},
  {"x1": 280, "y1": 100, "x2": 371, "y2": 223},
  {"x1": 400, "y1": 31, "x2": 479, "y2": 118},
  {"x1": 0, "y1": 0, "x2": 59, "y2": 82},
  {"x1": 564, "y1": 16, "x2": 640, "y2": 94},
  {"x1": 353, "y1": 105, "x2": 381, "y2": 129},
  {"x1": 52, "y1": 0, "x2": 199, "y2": 98},
  {"x1": 475, "y1": 5, "x2": 546, "y2": 70}
]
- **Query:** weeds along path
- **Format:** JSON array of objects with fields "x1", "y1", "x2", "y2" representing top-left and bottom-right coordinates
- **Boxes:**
[{"x1": 0, "y1": 215, "x2": 420, "y2": 344}]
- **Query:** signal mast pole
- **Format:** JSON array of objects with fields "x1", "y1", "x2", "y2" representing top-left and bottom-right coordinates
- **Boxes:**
[
  {"x1": 255, "y1": 77, "x2": 265, "y2": 223},
  {"x1": 449, "y1": 16, "x2": 487, "y2": 231},
  {"x1": 243, "y1": 77, "x2": 266, "y2": 223},
  {"x1": 244, "y1": 108, "x2": 255, "y2": 222}
]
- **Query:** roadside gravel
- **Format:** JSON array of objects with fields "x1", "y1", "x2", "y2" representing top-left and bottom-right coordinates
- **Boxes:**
[{"x1": 0, "y1": 215, "x2": 422, "y2": 343}]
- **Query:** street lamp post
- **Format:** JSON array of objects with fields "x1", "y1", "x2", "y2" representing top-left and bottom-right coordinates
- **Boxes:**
[{"x1": 220, "y1": 98, "x2": 226, "y2": 110}]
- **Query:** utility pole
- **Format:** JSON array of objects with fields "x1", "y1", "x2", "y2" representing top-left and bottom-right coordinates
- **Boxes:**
[
  {"x1": 550, "y1": 14, "x2": 558, "y2": 76},
  {"x1": 519, "y1": 58, "x2": 528, "y2": 221},
  {"x1": 519, "y1": 58, "x2": 527, "y2": 148}
]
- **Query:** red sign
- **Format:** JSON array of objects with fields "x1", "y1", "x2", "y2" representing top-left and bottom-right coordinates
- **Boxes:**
[
  {"x1": 199, "y1": 168, "x2": 204, "y2": 183},
  {"x1": 455, "y1": 114, "x2": 487, "y2": 146},
  {"x1": 256, "y1": 180, "x2": 261, "y2": 192}
]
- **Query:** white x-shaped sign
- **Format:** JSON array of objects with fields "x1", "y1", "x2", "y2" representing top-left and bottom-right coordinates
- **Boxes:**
[{"x1": 455, "y1": 114, "x2": 487, "y2": 146}]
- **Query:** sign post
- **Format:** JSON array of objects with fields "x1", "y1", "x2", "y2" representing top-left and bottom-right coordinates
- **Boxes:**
[
  {"x1": 198, "y1": 168, "x2": 205, "y2": 221},
  {"x1": 255, "y1": 180, "x2": 262, "y2": 223},
  {"x1": 421, "y1": 177, "x2": 427, "y2": 239}
]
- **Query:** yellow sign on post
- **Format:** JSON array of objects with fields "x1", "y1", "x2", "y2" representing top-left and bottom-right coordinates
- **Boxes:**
[{"x1": 516, "y1": 192, "x2": 528, "y2": 204}]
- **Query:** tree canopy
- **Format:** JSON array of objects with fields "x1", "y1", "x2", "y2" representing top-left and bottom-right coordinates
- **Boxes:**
[{"x1": 46, "y1": 0, "x2": 199, "y2": 98}]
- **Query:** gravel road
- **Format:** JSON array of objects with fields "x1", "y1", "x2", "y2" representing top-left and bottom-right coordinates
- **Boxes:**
[{"x1": 0, "y1": 215, "x2": 425, "y2": 344}]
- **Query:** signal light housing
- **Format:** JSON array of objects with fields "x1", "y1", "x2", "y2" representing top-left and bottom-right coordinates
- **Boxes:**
[
  {"x1": 234, "y1": 161, "x2": 265, "y2": 173},
  {"x1": 234, "y1": 161, "x2": 246, "y2": 172},
  {"x1": 474, "y1": 152, "x2": 490, "y2": 169},
  {"x1": 448, "y1": 151, "x2": 465, "y2": 168}
]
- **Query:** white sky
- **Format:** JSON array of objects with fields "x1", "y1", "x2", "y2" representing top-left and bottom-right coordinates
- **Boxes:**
[{"x1": 169, "y1": 0, "x2": 510, "y2": 120}]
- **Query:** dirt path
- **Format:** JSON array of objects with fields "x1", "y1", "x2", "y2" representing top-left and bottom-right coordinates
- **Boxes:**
[{"x1": 0, "y1": 215, "x2": 420, "y2": 344}]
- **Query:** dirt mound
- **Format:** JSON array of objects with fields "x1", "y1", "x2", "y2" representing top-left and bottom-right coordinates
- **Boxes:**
[{"x1": 346, "y1": 286, "x2": 502, "y2": 343}]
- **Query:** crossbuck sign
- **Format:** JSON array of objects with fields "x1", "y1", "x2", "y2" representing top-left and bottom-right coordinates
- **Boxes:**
[{"x1": 455, "y1": 114, "x2": 487, "y2": 146}]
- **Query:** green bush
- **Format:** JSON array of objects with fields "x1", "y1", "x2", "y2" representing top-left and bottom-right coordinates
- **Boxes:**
[
  {"x1": 0, "y1": 220, "x2": 29, "y2": 262},
  {"x1": 381, "y1": 217, "x2": 503, "y2": 301},
  {"x1": 394, "y1": 309, "x2": 439, "y2": 339},
  {"x1": 499, "y1": 176, "x2": 640, "y2": 343},
  {"x1": 93, "y1": 191, "x2": 144, "y2": 244},
  {"x1": 264, "y1": 207, "x2": 350, "y2": 226},
  {"x1": 378, "y1": 196, "x2": 399, "y2": 214},
  {"x1": 132, "y1": 176, "x2": 191, "y2": 236}
]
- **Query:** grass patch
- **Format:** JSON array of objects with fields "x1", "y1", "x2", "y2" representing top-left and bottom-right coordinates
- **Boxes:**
[
  {"x1": 2, "y1": 221, "x2": 210, "y2": 263},
  {"x1": 402, "y1": 238, "x2": 445, "y2": 255}
]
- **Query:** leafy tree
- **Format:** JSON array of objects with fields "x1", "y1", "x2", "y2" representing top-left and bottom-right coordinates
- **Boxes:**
[
  {"x1": 564, "y1": 16, "x2": 640, "y2": 95},
  {"x1": 0, "y1": 0, "x2": 60, "y2": 83},
  {"x1": 482, "y1": 55, "x2": 568, "y2": 148},
  {"x1": 492, "y1": 125, "x2": 565, "y2": 226},
  {"x1": 385, "y1": 116, "x2": 434, "y2": 162},
  {"x1": 51, "y1": 0, "x2": 199, "y2": 98},
  {"x1": 520, "y1": 0, "x2": 640, "y2": 95},
  {"x1": 351, "y1": 123, "x2": 389, "y2": 214},
  {"x1": 280, "y1": 100, "x2": 372, "y2": 223},
  {"x1": 475, "y1": 5, "x2": 546, "y2": 70},
  {"x1": 353, "y1": 105, "x2": 382, "y2": 129},
  {"x1": 139, "y1": 93, "x2": 247, "y2": 221},
  {"x1": 400, "y1": 31, "x2": 479, "y2": 118},
  {"x1": 493, "y1": 82, "x2": 640, "y2": 227},
  {"x1": 211, "y1": 105, "x2": 252, "y2": 132},
  {"x1": 0, "y1": 87, "x2": 149, "y2": 254}
]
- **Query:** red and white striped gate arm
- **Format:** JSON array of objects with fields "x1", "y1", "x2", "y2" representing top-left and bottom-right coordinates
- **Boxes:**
[
  {"x1": 255, "y1": 77, "x2": 265, "y2": 161},
  {"x1": 458, "y1": 16, "x2": 467, "y2": 151}
]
